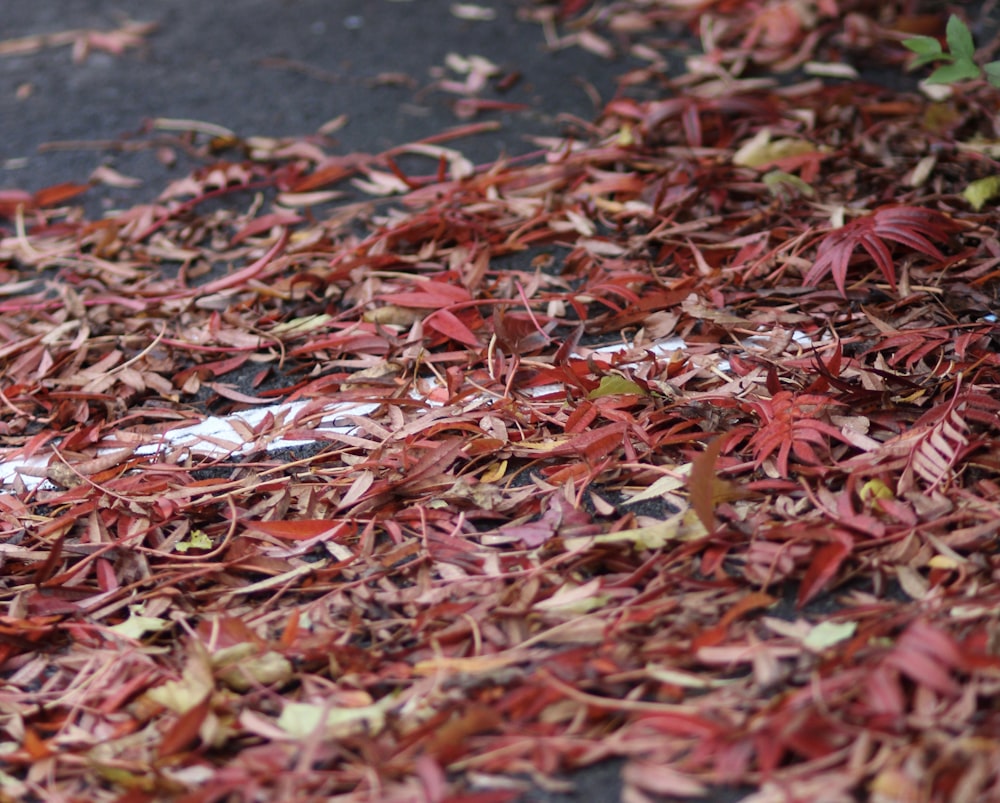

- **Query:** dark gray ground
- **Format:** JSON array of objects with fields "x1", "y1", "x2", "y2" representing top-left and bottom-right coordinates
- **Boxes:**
[{"x1": 1, "y1": 1, "x2": 646, "y2": 199}]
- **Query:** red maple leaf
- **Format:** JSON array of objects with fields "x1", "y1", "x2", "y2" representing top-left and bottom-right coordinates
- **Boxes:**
[
  {"x1": 745, "y1": 391, "x2": 850, "y2": 477},
  {"x1": 803, "y1": 205, "x2": 957, "y2": 294}
]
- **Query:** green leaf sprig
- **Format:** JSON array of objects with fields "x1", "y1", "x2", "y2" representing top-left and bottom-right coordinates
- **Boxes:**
[{"x1": 903, "y1": 15, "x2": 1000, "y2": 87}]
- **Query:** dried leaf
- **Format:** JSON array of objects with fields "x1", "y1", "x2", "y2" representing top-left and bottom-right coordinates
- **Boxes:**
[{"x1": 804, "y1": 206, "x2": 957, "y2": 294}]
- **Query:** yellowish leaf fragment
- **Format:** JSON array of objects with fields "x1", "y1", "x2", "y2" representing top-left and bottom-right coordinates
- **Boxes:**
[
  {"x1": 218, "y1": 651, "x2": 294, "y2": 692},
  {"x1": 480, "y1": 459, "x2": 507, "y2": 484},
  {"x1": 515, "y1": 436, "x2": 571, "y2": 452},
  {"x1": 108, "y1": 605, "x2": 169, "y2": 640},
  {"x1": 363, "y1": 305, "x2": 422, "y2": 327},
  {"x1": 563, "y1": 511, "x2": 706, "y2": 551},
  {"x1": 534, "y1": 578, "x2": 608, "y2": 614},
  {"x1": 763, "y1": 169, "x2": 815, "y2": 198},
  {"x1": 277, "y1": 698, "x2": 391, "y2": 739},
  {"x1": 450, "y1": 3, "x2": 496, "y2": 21},
  {"x1": 733, "y1": 129, "x2": 819, "y2": 168},
  {"x1": 907, "y1": 155, "x2": 936, "y2": 187},
  {"x1": 270, "y1": 313, "x2": 333, "y2": 335},
  {"x1": 176, "y1": 529, "x2": 212, "y2": 553},
  {"x1": 625, "y1": 471, "x2": 686, "y2": 505},
  {"x1": 146, "y1": 654, "x2": 214, "y2": 714},
  {"x1": 928, "y1": 554, "x2": 961, "y2": 570},
  {"x1": 802, "y1": 620, "x2": 857, "y2": 652},
  {"x1": 859, "y1": 479, "x2": 893, "y2": 507},
  {"x1": 414, "y1": 653, "x2": 526, "y2": 676},
  {"x1": 645, "y1": 664, "x2": 737, "y2": 689},
  {"x1": 962, "y1": 175, "x2": 1000, "y2": 211}
]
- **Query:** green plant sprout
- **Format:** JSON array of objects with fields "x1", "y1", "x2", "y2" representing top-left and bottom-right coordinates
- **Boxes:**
[{"x1": 903, "y1": 14, "x2": 1000, "y2": 87}]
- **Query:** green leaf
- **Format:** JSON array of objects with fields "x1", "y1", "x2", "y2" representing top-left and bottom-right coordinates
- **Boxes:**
[
  {"x1": 902, "y1": 35, "x2": 943, "y2": 57},
  {"x1": 984, "y1": 61, "x2": 1000, "y2": 88},
  {"x1": 962, "y1": 176, "x2": 1000, "y2": 211},
  {"x1": 927, "y1": 59, "x2": 982, "y2": 84},
  {"x1": 588, "y1": 374, "x2": 647, "y2": 399},
  {"x1": 908, "y1": 51, "x2": 950, "y2": 70},
  {"x1": 945, "y1": 14, "x2": 976, "y2": 61},
  {"x1": 763, "y1": 170, "x2": 815, "y2": 199},
  {"x1": 176, "y1": 528, "x2": 212, "y2": 553}
]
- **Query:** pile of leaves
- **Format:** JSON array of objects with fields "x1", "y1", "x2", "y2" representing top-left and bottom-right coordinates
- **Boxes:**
[{"x1": 2, "y1": 2, "x2": 1000, "y2": 801}]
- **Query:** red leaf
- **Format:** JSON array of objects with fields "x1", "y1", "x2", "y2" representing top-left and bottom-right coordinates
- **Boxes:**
[
  {"x1": 558, "y1": 0, "x2": 591, "y2": 17},
  {"x1": 719, "y1": 590, "x2": 776, "y2": 630},
  {"x1": 157, "y1": 696, "x2": 211, "y2": 758},
  {"x1": 34, "y1": 182, "x2": 90, "y2": 207},
  {"x1": 382, "y1": 282, "x2": 472, "y2": 308},
  {"x1": 290, "y1": 160, "x2": 356, "y2": 192},
  {"x1": 797, "y1": 541, "x2": 850, "y2": 606},
  {"x1": 885, "y1": 648, "x2": 960, "y2": 696},
  {"x1": 0, "y1": 189, "x2": 34, "y2": 218},
  {"x1": 570, "y1": 422, "x2": 628, "y2": 462},
  {"x1": 865, "y1": 666, "x2": 906, "y2": 717},
  {"x1": 230, "y1": 212, "x2": 303, "y2": 245},
  {"x1": 623, "y1": 760, "x2": 708, "y2": 797},
  {"x1": 22, "y1": 728, "x2": 52, "y2": 760},
  {"x1": 196, "y1": 227, "x2": 289, "y2": 295},
  {"x1": 244, "y1": 520, "x2": 348, "y2": 540},
  {"x1": 425, "y1": 308, "x2": 481, "y2": 347},
  {"x1": 689, "y1": 436, "x2": 725, "y2": 533},
  {"x1": 804, "y1": 205, "x2": 956, "y2": 294}
]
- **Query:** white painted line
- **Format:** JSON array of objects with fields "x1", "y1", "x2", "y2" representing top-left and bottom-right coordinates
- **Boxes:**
[
  {"x1": 0, "y1": 330, "x2": 819, "y2": 491},
  {"x1": 0, "y1": 400, "x2": 379, "y2": 491}
]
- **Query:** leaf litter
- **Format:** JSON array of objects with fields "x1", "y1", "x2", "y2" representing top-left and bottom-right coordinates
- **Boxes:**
[{"x1": 2, "y1": 2, "x2": 1000, "y2": 801}]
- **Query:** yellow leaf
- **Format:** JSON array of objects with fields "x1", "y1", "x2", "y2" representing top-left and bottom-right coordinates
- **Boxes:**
[
  {"x1": 625, "y1": 471, "x2": 686, "y2": 505},
  {"x1": 763, "y1": 169, "x2": 815, "y2": 198},
  {"x1": 962, "y1": 175, "x2": 1000, "y2": 211},
  {"x1": 733, "y1": 129, "x2": 819, "y2": 168},
  {"x1": 802, "y1": 620, "x2": 856, "y2": 651},
  {"x1": 645, "y1": 664, "x2": 737, "y2": 689},
  {"x1": 534, "y1": 578, "x2": 608, "y2": 614},
  {"x1": 616, "y1": 124, "x2": 635, "y2": 146},
  {"x1": 218, "y1": 651, "x2": 293, "y2": 692},
  {"x1": 146, "y1": 650, "x2": 214, "y2": 714},
  {"x1": 277, "y1": 698, "x2": 391, "y2": 739},
  {"x1": 270, "y1": 313, "x2": 333, "y2": 335},
  {"x1": 480, "y1": 459, "x2": 507, "y2": 483},
  {"x1": 928, "y1": 554, "x2": 961, "y2": 570},
  {"x1": 362, "y1": 305, "x2": 421, "y2": 326},
  {"x1": 563, "y1": 512, "x2": 706, "y2": 551},
  {"x1": 108, "y1": 605, "x2": 169, "y2": 640},
  {"x1": 859, "y1": 479, "x2": 894, "y2": 507},
  {"x1": 414, "y1": 652, "x2": 525, "y2": 676},
  {"x1": 514, "y1": 436, "x2": 571, "y2": 452}
]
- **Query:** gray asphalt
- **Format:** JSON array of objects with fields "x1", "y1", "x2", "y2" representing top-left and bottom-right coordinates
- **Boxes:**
[{"x1": 2, "y1": 1, "x2": 629, "y2": 200}]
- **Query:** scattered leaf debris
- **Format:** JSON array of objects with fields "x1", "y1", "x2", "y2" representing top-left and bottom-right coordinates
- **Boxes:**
[{"x1": 2, "y1": 2, "x2": 1000, "y2": 801}]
